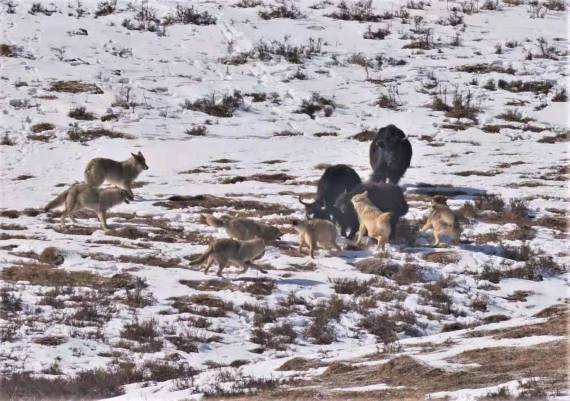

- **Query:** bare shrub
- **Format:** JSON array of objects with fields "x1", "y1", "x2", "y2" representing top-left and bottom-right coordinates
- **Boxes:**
[
  {"x1": 67, "y1": 126, "x2": 132, "y2": 142},
  {"x1": 527, "y1": 0, "x2": 547, "y2": 17},
  {"x1": 359, "y1": 313, "x2": 397, "y2": 345},
  {"x1": 251, "y1": 321, "x2": 296, "y2": 350},
  {"x1": 402, "y1": 29, "x2": 434, "y2": 49},
  {"x1": 363, "y1": 25, "x2": 391, "y2": 40},
  {"x1": 68, "y1": 106, "x2": 96, "y2": 120},
  {"x1": 543, "y1": 0, "x2": 565, "y2": 10},
  {"x1": 446, "y1": 89, "x2": 480, "y2": 121},
  {"x1": 328, "y1": 0, "x2": 382, "y2": 21},
  {"x1": 120, "y1": 319, "x2": 162, "y2": 352},
  {"x1": 376, "y1": 85, "x2": 401, "y2": 109},
  {"x1": 235, "y1": 0, "x2": 263, "y2": 7},
  {"x1": 552, "y1": 87, "x2": 567, "y2": 102},
  {"x1": 253, "y1": 37, "x2": 323, "y2": 64},
  {"x1": 497, "y1": 79, "x2": 554, "y2": 94},
  {"x1": 185, "y1": 125, "x2": 208, "y2": 136},
  {"x1": 481, "y1": 0, "x2": 501, "y2": 9},
  {"x1": 94, "y1": 0, "x2": 117, "y2": 17},
  {"x1": 331, "y1": 278, "x2": 372, "y2": 296},
  {"x1": 29, "y1": 2, "x2": 56, "y2": 16},
  {"x1": 497, "y1": 108, "x2": 533, "y2": 123},
  {"x1": 163, "y1": 5, "x2": 216, "y2": 25},
  {"x1": 294, "y1": 92, "x2": 335, "y2": 119},
  {"x1": 259, "y1": 0, "x2": 304, "y2": 19},
  {"x1": 49, "y1": 80, "x2": 103, "y2": 94},
  {"x1": 182, "y1": 91, "x2": 244, "y2": 117}
]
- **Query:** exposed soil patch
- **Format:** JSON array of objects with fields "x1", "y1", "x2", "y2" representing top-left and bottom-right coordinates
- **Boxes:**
[
  {"x1": 222, "y1": 173, "x2": 294, "y2": 184},
  {"x1": 155, "y1": 194, "x2": 294, "y2": 216}
]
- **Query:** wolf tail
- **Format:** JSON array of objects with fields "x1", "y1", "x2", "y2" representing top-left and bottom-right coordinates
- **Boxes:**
[
  {"x1": 189, "y1": 243, "x2": 213, "y2": 266},
  {"x1": 44, "y1": 189, "x2": 70, "y2": 212}
]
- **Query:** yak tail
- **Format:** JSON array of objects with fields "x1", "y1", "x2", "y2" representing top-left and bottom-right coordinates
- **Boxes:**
[{"x1": 44, "y1": 189, "x2": 70, "y2": 212}]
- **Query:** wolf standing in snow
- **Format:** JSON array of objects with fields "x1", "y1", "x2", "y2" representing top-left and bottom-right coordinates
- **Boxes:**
[
  {"x1": 200, "y1": 214, "x2": 282, "y2": 242},
  {"x1": 292, "y1": 219, "x2": 341, "y2": 259},
  {"x1": 44, "y1": 183, "x2": 133, "y2": 230},
  {"x1": 84, "y1": 151, "x2": 148, "y2": 197},
  {"x1": 420, "y1": 195, "x2": 461, "y2": 246},
  {"x1": 189, "y1": 238, "x2": 267, "y2": 277},
  {"x1": 351, "y1": 191, "x2": 392, "y2": 252}
]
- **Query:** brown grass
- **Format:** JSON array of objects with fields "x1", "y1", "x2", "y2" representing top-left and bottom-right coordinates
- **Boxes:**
[
  {"x1": 49, "y1": 80, "x2": 103, "y2": 94},
  {"x1": 68, "y1": 127, "x2": 132, "y2": 142},
  {"x1": 1, "y1": 263, "x2": 142, "y2": 289},
  {"x1": 222, "y1": 173, "x2": 294, "y2": 184},
  {"x1": 31, "y1": 122, "x2": 55, "y2": 133},
  {"x1": 423, "y1": 252, "x2": 459, "y2": 264},
  {"x1": 155, "y1": 194, "x2": 294, "y2": 217}
]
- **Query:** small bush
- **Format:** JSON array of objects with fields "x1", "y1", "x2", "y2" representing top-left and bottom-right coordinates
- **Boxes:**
[
  {"x1": 259, "y1": 0, "x2": 304, "y2": 19},
  {"x1": 446, "y1": 89, "x2": 480, "y2": 121},
  {"x1": 67, "y1": 127, "x2": 132, "y2": 142},
  {"x1": 68, "y1": 106, "x2": 96, "y2": 120},
  {"x1": 94, "y1": 0, "x2": 117, "y2": 17},
  {"x1": 481, "y1": 0, "x2": 501, "y2": 9},
  {"x1": 163, "y1": 5, "x2": 216, "y2": 25},
  {"x1": 497, "y1": 79, "x2": 554, "y2": 94},
  {"x1": 328, "y1": 0, "x2": 382, "y2": 22},
  {"x1": 251, "y1": 321, "x2": 296, "y2": 350},
  {"x1": 376, "y1": 85, "x2": 401, "y2": 109},
  {"x1": 363, "y1": 25, "x2": 390, "y2": 40},
  {"x1": 294, "y1": 92, "x2": 335, "y2": 119},
  {"x1": 402, "y1": 29, "x2": 434, "y2": 49},
  {"x1": 235, "y1": 0, "x2": 263, "y2": 7},
  {"x1": 120, "y1": 319, "x2": 162, "y2": 351},
  {"x1": 543, "y1": 0, "x2": 565, "y2": 10},
  {"x1": 331, "y1": 278, "x2": 372, "y2": 296},
  {"x1": 29, "y1": 2, "x2": 56, "y2": 16},
  {"x1": 475, "y1": 194, "x2": 505, "y2": 212},
  {"x1": 253, "y1": 37, "x2": 323, "y2": 64},
  {"x1": 552, "y1": 87, "x2": 567, "y2": 102},
  {"x1": 185, "y1": 125, "x2": 208, "y2": 136},
  {"x1": 359, "y1": 313, "x2": 397, "y2": 344},
  {"x1": 497, "y1": 108, "x2": 533, "y2": 123},
  {"x1": 182, "y1": 91, "x2": 244, "y2": 117}
]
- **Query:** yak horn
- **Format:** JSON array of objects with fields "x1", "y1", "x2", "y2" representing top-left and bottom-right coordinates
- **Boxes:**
[{"x1": 298, "y1": 195, "x2": 314, "y2": 206}]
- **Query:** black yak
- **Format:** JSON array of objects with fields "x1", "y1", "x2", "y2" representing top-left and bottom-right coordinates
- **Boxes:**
[
  {"x1": 299, "y1": 164, "x2": 362, "y2": 238},
  {"x1": 369, "y1": 124, "x2": 412, "y2": 184}
]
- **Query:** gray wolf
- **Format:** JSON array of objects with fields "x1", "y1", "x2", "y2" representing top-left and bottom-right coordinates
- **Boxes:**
[
  {"x1": 420, "y1": 195, "x2": 461, "y2": 246},
  {"x1": 291, "y1": 219, "x2": 341, "y2": 259},
  {"x1": 84, "y1": 151, "x2": 148, "y2": 197},
  {"x1": 351, "y1": 191, "x2": 392, "y2": 252}
]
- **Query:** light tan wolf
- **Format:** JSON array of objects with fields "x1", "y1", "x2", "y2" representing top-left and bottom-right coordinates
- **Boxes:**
[
  {"x1": 44, "y1": 183, "x2": 133, "y2": 230},
  {"x1": 200, "y1": 214, "x2": 282, "y2": 242},
  {"x1": 420, "y1": 195, "x2": 461, "y2": 246},
  {"x1": 351, "y1": 191, "x2": 392, "y2": 252},
  {"x1": 292, "y1": 219, "x2": 341, "y2": 259},
  {"x1": 84, "y1": 151, "x2": 148, "y2": 197},
  {"x1": 189, "y1": 238, "x2": 266, "y2": 277}
]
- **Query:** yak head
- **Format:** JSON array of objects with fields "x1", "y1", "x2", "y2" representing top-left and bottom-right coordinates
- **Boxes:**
[{"x1": 298, "y1": 196, "x2": 331, "y2": 220}]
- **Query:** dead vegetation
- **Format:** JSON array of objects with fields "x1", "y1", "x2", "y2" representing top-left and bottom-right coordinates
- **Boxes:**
[
  {"x1": 155, "y1": 194, "x2": 294, "y2": 217},
  {"x1": 182, "y1": 91, "x2": 244, "y2": 117},
  {"x1": 49, "y1": 80, "x2": 103, "y2": 94},
  {"x1": 67, "y1": 127, "x2": 132, "y2": 142}
]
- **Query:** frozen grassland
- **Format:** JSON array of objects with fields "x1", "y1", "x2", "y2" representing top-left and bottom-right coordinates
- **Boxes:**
[{"x1": 0, "y1": 0, "x2": 568, "y2": 400}]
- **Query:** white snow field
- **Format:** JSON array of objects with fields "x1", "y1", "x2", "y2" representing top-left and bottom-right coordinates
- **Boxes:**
[{"x1": 0, "y1": 0, "x2": 568, "y2": 400}]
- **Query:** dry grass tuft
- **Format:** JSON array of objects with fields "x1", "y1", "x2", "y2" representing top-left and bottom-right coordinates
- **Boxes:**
[{"x1": 49, "y1": 80, "x2": 103, "y2": 94}]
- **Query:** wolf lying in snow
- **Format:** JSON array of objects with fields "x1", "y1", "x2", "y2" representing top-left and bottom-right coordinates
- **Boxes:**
[
  {"x1": 45, "y1": 183, "x2": 133, "y2": 230},
  {"x1": 200, "y1": 214, "x2": 282, "y2": 242},
  {"x1": 421, "y1": 195, "x2": 461, "y2": 246},
  {"x1": 84, "y1": 151, "x2": 148, "y2": 197},
  {"x1": 351, "y1": 191, "x2": 392, "y2": 252},
  {"x1": 189, "y1": 238, "x2": 267, "y2": 277}
]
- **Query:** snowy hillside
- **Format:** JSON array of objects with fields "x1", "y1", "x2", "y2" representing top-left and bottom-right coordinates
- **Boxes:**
[{"x1": 0, "y1": 0, "x2": 568, "y2": 400}]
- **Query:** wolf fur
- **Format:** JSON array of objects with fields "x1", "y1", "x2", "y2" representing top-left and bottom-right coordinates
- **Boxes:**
[
  {"x1": 200, "y1": 214, "x2": 282, "y2": 242},
  {"x1": 45, "y1": 183, "x2": 133, "y2": 230},
  {"x1": 292, "y1": 219, "x2": 341, "y2": 259},
  {"x1": 84, "y1": 151, "x2": 148, "y2": 197},
  {"x1": 351, "y1": 191, "x2": 392, "y2": 252},
  {"x1": 189, "y1": 238, "x2": 266, "y2": 277},
  {"x1": 420, "y1": 196, "x2": 461, "y2": 246}
]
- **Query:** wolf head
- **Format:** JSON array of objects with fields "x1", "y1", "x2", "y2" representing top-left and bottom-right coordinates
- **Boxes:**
[
  {"x1": 131, "y1": 151, "x2": 149, "y2": 171},
  {"x1": 351, "y1": 190, "x2": 369, "y2": 204},
  {"x1": 432, "y1": 195, "x2": 448, "y2": 206}
]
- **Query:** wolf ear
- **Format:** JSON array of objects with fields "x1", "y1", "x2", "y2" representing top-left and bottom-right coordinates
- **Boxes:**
[
  {"x1": 138, "y1": 151, "x2": 143, "y2": 156},
  {"x1": 131, "y1": 153, "x2": 137, "y2": 158}
]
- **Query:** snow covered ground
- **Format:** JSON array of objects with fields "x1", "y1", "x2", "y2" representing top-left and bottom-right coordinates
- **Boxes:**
[{"x1": 0, "y1": 0, "x2": 568, "y2": 400}]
